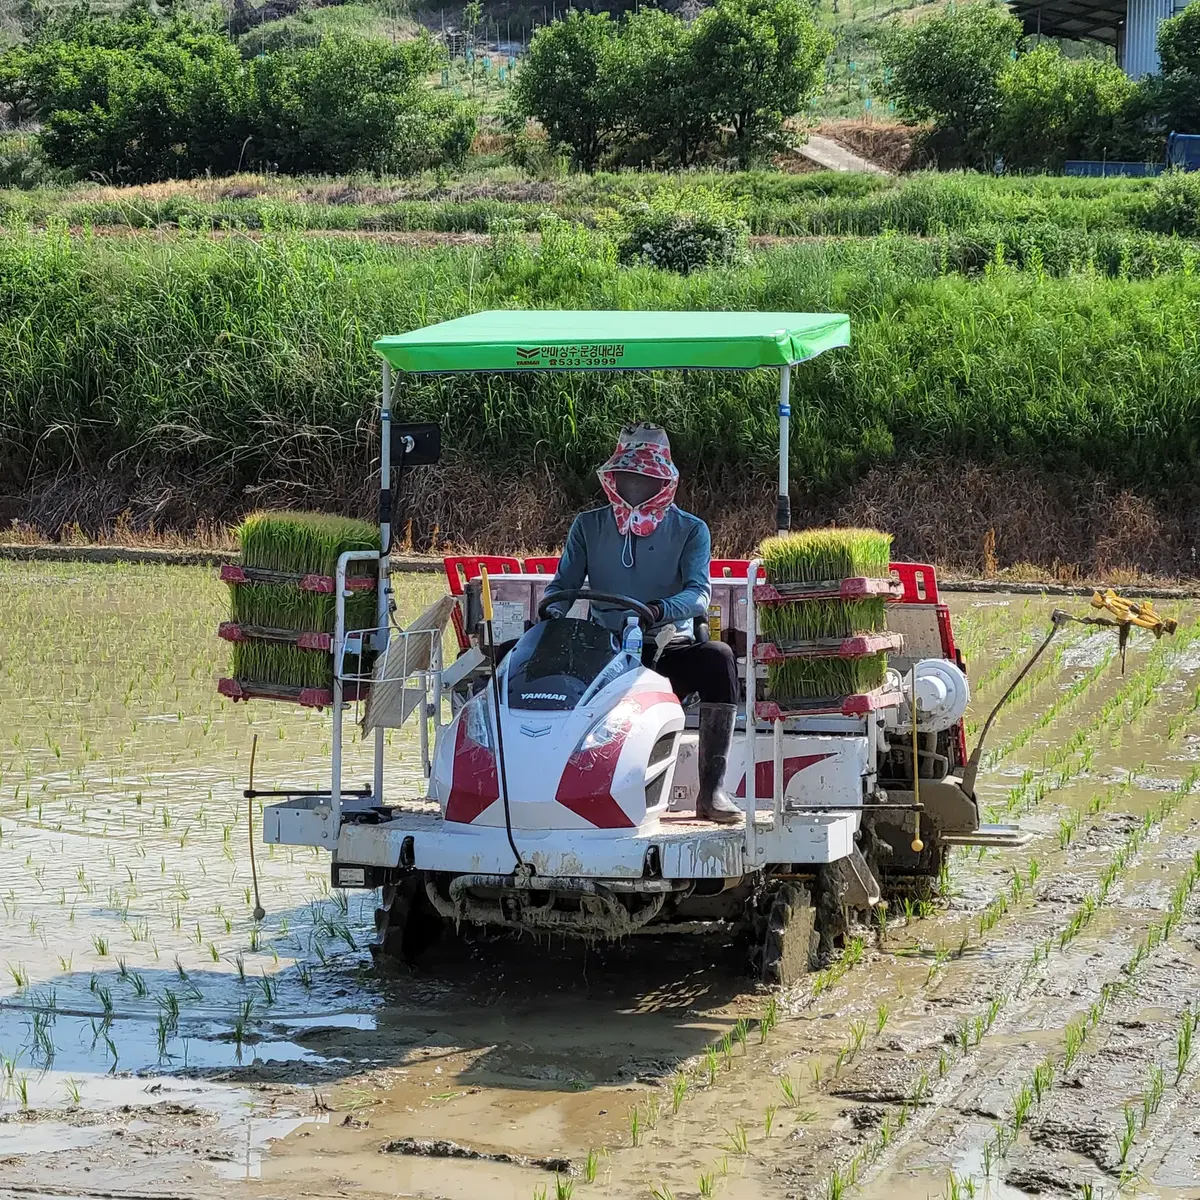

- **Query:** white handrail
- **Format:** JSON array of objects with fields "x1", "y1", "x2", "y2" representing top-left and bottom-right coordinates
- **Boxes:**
[{"x1": 333, "y1": 549, "x2": 382, "y2": 840}]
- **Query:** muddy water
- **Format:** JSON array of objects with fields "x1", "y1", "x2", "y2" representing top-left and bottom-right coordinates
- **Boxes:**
[{"x1": 3, "y1": 571, "x2": 1200, "y2": 1200}]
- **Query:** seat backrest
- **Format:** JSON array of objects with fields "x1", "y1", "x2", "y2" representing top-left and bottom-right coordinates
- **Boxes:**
[
  {"x1": 889, "y1": 561, "x2": 940, "y2": 604},
  {"x1": 710, "y1": 558, "x2": 750, "y2": 579},
  {"x1": 442, "y1": 555, "x2": 523, "y2": 596},
  {"x1": 524, "y1": 555, "x2": 561, "y2": 574}
]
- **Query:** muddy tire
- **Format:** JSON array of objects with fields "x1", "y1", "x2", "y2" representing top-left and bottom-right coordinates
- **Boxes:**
[
  {"x1": 759, "y1": 883, "x2": 819, "y2": 987},
  {"x1": 371, "y1": 873, "x2": 444, "y2": 966}
]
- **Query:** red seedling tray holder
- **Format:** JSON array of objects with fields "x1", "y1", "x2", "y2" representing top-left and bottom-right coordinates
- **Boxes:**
[
  {"x1": 220, "y1": 564, "x2": 375, "y2": 594},
  {"x1": 218, "y1": 678, "x2": 367, "y2": 709},
  {"x1": 754, "y1": 577, "x2": 904, "y2": 604},
  {"x1": 217, "y1": 622, "x2": 332, "y2": 652},
  {"x1": 755, "y1": 685, "x2": 903, "y2": 721},
  {"x1": 753, "y1": 630, "x2": 904, "y2": 663}
]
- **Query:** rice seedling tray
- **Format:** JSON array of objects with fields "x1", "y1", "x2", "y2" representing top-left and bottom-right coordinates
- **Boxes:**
[
  {"x1": 218, "y1": 677, "x2": 367, "y2": 709},
  {"x1": 754, "y1": 578, "x2": 904, "y2": 604},
  {"x1": 220, "y1": 564, "x2": 376, "y2": 594},
  {"x1": 754, "y1": 631, "x2": 904, "y2": 663},
  {"x1": 218, "y1": 622, "x2": 332, "y2": 651},
  {"x1": 755, "y1": 685, "x2": 903, "y2": 721}
]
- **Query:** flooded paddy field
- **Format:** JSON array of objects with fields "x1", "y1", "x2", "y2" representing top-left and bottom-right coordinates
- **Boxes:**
[{"x1": 3, "y1": 562, "x2": 1200, "y2": 1200}]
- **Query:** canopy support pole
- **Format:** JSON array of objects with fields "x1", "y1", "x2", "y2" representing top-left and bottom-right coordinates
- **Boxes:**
[
  {"x1": 375, "y1": 362, "x2": 393, "y2": 806},
  {"x1": 776, "y1": 366, "x2": 791, "y2": 532}
]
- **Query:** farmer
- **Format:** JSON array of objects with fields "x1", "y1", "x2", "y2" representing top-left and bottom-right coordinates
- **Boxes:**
[{"x1": 543, "y1": 424, "x2": 741, "y2": 825}]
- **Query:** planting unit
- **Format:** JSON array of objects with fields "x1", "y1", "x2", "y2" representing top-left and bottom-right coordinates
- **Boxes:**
[{"x1": 248, "y1": 310, "x2": 1032, "y2": 982}]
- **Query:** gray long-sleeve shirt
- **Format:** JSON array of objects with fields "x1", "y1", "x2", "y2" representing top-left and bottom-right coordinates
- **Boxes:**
[{"x1": 543, "y1": 505, "x2": 712, "y2": 638}]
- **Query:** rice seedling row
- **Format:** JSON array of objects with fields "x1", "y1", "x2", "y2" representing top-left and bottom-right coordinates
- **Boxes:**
[
  {"x1": 940, "y1": 844, "x2": 1200, "y2": 1199},
  {"x1": 809, "y1": 780, "x2": 1200, "y2": 1200}
]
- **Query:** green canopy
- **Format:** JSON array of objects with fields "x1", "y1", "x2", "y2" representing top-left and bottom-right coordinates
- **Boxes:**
[{"x1": 373, "y1": 310, "x2": 850, "y2": 374}]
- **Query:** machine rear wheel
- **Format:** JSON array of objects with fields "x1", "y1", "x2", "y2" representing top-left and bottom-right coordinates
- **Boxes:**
[
  {"x1": 758, "y1": 882, "x2": 819, "y2": 987},
  {"x1": 371, "y1": 873, "x2": 444, "y2": 966}
]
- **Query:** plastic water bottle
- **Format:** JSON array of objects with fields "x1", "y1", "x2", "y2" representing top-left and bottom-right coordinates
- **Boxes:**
[{"x1": 623, "y1": 615, "x2": 643, "y2": 659}]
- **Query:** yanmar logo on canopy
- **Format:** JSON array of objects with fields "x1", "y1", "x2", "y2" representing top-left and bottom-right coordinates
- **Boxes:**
[{"x1": 515, "y1": 344, "x2": 626, "y2": 368}]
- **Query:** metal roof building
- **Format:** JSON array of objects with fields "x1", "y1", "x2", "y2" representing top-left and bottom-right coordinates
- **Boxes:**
[{"x1": 1011, "y1": 0, "x2": 1191, "y2": 77}]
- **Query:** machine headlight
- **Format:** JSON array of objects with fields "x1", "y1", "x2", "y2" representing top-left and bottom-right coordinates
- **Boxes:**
[
  {"x1": 463, "y1": 692, "x2": 494, "y2": 750},
  {"x1": 577, "y1": 698, "x2": 639, "y2": 754}
]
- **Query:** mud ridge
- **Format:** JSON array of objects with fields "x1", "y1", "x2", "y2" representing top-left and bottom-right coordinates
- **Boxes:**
[{"x1": 379, "y1": 1136, "x2": 573, "y2": 1173}]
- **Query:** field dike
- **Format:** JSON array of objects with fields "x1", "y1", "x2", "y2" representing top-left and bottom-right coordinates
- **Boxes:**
[
  {"x1": 10, "y1": 455, "x2": 1200, "y2": 581},
  {"x1": 3, "y1": 570, "x2": 1200, "y2": 1200}
]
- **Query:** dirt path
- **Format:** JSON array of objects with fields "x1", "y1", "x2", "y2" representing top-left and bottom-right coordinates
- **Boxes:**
[{"x1": 797, "y1": 135, "x2": 891, "y2": 176}]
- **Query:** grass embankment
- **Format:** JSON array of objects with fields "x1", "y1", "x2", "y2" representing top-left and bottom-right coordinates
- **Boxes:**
[
  {"x1": 0, "y1": 168, "x2": 1171, "y2": 235},
  {"x1": 5, "y1": 169, "x2": 1193, "y2": 280},
  {"x1": 3, "y1": 220, "x2": 1199, "y2": 573}
]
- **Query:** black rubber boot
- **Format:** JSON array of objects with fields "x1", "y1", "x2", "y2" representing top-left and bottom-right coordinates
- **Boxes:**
[{"x1": 697, "y1": 702, "x2": 743, "y2": 825}]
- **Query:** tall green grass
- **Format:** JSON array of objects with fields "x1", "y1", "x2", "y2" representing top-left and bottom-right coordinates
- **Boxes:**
[
  {"x1": 3, "y1": 227, "x2": 1200, "y2": 533},
  {"x1": 0, "y1": 168, "x2": 1175, "y2": 238}
]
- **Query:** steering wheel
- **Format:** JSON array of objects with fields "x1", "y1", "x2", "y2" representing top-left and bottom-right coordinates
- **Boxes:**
[{"x1": 537, "y1": 588, "x2": 657, "y2": 628}]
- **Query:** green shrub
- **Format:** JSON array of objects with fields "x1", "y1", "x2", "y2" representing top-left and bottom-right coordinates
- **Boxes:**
[
  {"x1": 1144, "y1": 1, "x2": 1200, "y2": 135},
  {"x1": 995, "y1": 46, "x2": 1145, "y2": 172},
  {"x1": 0, "y1": 8, "x2": 474, "y2": 181},
  {"x1": 618, "y1": 189, "x2": 749, "y2": 273},
  {"x1": 246, "y1": 35, "x2": 474, "y2": 176},
  {"x1": 513, "y1": 0, "x2": 829, "y2": 170},
  {"x1": 0, "y1": 130, "x2": 65, "y2": 188},
  {"x1": 512, "y1": 11, "x2": 623, "y2": 172},
  {"x1": 1139, "y1": 170, "x2": 1200, "y2": 237}
]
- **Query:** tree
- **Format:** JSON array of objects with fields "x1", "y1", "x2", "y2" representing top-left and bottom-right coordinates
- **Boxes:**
[
  {"x1": 0, "y1": 6, "x2": 475, "y2": 182},
  {"x1": 994, "y1": 45, "x2": 1142, "y2": 170},
  {"x1": 881, "y1": 1, "x2": 1023, "y2": 167},
  {"x1": 616, "y1": 7, "x2": 714, "y2": 167},
  {"x1": 511, "y1": 11, "x2": 623, "y2": 171},
  {"x1": 246, "y1": 36, "x2": 469, "y2": 175},
  {"x1": 0, "y1": 4, "x2": 248, "y2": 180},
  {"x1": 690, "y1": 0, "x2": 832, "y2": 167},
  {"x1": 1139, "y1": 1, "x2": 1200, "y2": 134}
]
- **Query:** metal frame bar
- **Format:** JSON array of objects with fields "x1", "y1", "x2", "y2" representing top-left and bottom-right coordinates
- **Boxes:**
[
  {"x1": 376, "y1": 362, "x2": 393, "y2": 806},
  {"x1": 332, "y1": 549, "x2": 383, "y2": 843},
  {"x1": 744, "y1": 558, "x2": 762, "y2": 867},
  {"x1": 777, "y1": 366, "x2": 791, "y2": 532}
]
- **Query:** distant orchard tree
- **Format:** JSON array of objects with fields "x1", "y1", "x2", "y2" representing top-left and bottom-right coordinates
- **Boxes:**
[
  {"x1": 994, "y1": 45, "x2": 1144, "y2": 170},
  {"x1": 882, "y1": 2, "x2": 1023, "y2": 167},
  {"x1": 511, "y1": 10, "x2": 623, "y2": 172},
  {"x1": 1140, "y1": 0, "x2": 1200, "y2": 134},
  {"x1": 514, "y1": 0, "x2": 830, "y2": 171},
  {"x1": 690, "y1": 0, "x2": 833, "y2": 168}
]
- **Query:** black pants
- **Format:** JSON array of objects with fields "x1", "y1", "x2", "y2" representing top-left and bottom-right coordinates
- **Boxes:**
[{"x1": 643, "y1": 639, "x2": 738, "y2": 705}]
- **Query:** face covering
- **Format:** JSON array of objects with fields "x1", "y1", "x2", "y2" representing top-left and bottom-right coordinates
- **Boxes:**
[{"x1": 597, "y1": 428, "x2": 679, "y2": 542}]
